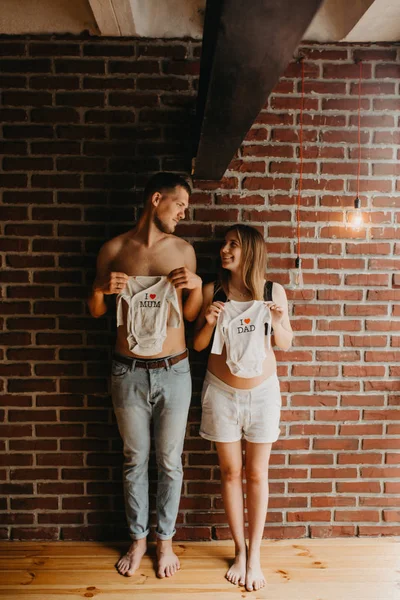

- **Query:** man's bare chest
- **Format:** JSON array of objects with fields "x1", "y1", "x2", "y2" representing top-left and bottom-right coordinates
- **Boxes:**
[{"x1": 111, "y1": 246, "x2": 185, "y2": 277}]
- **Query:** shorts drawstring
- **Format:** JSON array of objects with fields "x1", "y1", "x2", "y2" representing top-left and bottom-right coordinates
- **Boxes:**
[
  {"x1": 234, "y1": 392, "x2": 240, "y2": 425},
  {"x1": 248, "y1": 390, "x2": 252, "y2": 427}
]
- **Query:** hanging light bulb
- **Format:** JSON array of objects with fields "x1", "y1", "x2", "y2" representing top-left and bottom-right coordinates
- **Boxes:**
[
  {"x1": 290, "y1": 256, "x2": 303, "y2": 289},
  {"x1": 289, "y1": 57, "x2": 305, "y2": 291},
  {"x1": 346, "y1": 61, "x2": 366, "y2": 235},
  {"x1": 349, "y1": 196, "x2": 364, "y2": 232}
]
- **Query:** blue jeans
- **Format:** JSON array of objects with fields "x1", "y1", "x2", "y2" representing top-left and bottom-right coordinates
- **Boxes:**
[{"x1": 111, "y1": 352, "x2": 192, "y2": 540}]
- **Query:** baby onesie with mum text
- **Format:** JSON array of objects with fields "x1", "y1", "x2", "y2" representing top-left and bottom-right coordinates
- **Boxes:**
[{"x1": 116, "y1": 276, "x2": 181, "y2": 356}]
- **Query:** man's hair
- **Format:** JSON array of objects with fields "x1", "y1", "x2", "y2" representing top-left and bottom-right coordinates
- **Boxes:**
[{"x1": 143, "y1": 172, "x2": 192, "y2": 204}]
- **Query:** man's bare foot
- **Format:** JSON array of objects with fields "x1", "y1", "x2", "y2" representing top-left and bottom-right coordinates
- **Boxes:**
[
  {"x1": 116, "y1": 538, "x2": 147, "y2": 577},
  {"x1": 225, "y1": 548, "x2": 247, "y2": 586},
  {"x1": 156, "y1": 539, "x2": 180, "y2": 578},
  {"x1": 246, "y1": 558, "x2": 266, "y2": 592}
]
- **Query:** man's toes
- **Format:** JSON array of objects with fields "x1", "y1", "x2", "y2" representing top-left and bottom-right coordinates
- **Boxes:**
[{"x1": 118, "y1": 563, "x2": 127, "y2": 575}]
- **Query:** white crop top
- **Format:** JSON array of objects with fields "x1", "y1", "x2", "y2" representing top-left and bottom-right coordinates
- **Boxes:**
[
  {"x1": 116, "y1": 276, "x2": 181, "y2": 356},
  {"x1": 211, "y1": 300, "x2": 271, "y2": 378}
]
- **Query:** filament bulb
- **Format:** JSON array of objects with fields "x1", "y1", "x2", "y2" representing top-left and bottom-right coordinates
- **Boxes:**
[
  {"x1": 290, "y1": 256, "x2": 303, "y2": 289},
  {"x1": 349, "y1": 197, "x2": 364, "y2": 232}
]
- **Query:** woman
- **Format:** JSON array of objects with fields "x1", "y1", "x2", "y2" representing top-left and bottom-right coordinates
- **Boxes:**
[{"x1": 194, "y1": 224, "x2": 293, "y2": 592}]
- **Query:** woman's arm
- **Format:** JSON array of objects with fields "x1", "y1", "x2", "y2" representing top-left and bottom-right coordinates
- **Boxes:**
[
  {"x1": 193, "y1": 282, "x2": 224, "y2": 352},
  {"x1": 268, "y1": 282, "x2": 293, "y2": 351}
]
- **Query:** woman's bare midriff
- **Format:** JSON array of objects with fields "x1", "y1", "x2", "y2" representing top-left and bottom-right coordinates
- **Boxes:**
[
  {"x1": 207, "y1": 345, "x2": 277, "y2": 390},
  {"x1": 114, "y1": 291, "x2": 187, "y2": 359}
]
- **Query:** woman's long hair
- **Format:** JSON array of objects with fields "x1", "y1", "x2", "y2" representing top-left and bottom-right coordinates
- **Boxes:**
[{"x1": 218, "y1": 224, "x2": 267, "y2": 300}]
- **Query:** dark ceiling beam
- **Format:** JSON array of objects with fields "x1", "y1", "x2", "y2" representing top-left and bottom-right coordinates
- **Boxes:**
[{"x1": 193, "y1": 0, "x2": 324, "y2": 181}]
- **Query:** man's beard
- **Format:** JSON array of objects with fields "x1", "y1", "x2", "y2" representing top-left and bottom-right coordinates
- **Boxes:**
[{"x1": 153, "y1": 213, "x2": 175, "y2": 234}]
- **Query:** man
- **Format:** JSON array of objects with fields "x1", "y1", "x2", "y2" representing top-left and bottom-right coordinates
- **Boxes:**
[{"x1": 88, "y1": 172, "x2": 202, "y2": 578}]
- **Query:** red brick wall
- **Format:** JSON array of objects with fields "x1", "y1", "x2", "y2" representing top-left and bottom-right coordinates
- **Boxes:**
[{"x1": 0, "y1": 37, "x2": 399, "y2": 541}]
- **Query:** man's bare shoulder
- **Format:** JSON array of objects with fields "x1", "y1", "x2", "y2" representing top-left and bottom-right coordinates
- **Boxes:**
[
  {"x1": 100, "y1": 230, "x2": 137, "y2": 255},
  {"x1": 168, "y1": 235, "x2": 193, "y2": 251}
]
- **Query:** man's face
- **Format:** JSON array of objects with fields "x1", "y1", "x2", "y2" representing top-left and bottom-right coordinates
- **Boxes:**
[{"x1": 153, "y1": 186, "x2": 189, "y2": 234}]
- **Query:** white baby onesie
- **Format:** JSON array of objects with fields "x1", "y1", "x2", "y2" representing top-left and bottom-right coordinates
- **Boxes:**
[
  {"x1": 116, "y1": 276, "x2": 181, "y2": 356},
  {"x1": 211, "y1": 300, "x2": 271, "y2": 378}
]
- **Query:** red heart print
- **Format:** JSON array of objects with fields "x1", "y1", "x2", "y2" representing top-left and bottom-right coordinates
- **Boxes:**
[
  {"x1": 150, "y1": 294, "x2": 156, "y2": 299},
  {"x1": 244, "y1": 318, "x2": 251, "y2": 324}
]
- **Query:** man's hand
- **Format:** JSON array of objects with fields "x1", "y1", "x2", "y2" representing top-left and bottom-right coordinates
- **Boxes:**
[
  {"x1": 93, "y1": 272, "x2": 129, "y2": 295},
  {"x1": 168, "y1": 267, "x2": 202, "y2": 291}
]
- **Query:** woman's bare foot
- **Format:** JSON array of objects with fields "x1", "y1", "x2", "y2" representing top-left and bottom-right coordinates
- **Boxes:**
[
  {"x1": 225, "y1": 548, "x2": 247, "y2": 586},
  {"x1": 116, "y1": 538, "x2": 147, "y2": 577},
  {"x1": 156, "y1": 539, "x2": 180, "y2": 578},
  {"x1": 246, "y1": 557, "x2": 266, "y2": 592}
]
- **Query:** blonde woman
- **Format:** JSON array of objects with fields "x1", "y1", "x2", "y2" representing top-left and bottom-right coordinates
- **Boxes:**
[{"x1": 194, "y1": 225, "x2": 293, "y2": 592}]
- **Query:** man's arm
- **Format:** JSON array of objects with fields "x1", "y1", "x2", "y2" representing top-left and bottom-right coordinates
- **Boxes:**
[
  {"x1": 87, "y1": 241, "x2": 128, "y2": 318},
  {"x1": 193, "y1": 282, "x2": 223, "y2": 351},
  {"x1": 167, "y1": 243, "x2": 203, "y2": 322}
]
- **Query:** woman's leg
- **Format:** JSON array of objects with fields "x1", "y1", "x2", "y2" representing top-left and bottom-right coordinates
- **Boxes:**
[
  {"x1": 244, "y1": 441, "x2": 272, "y2": 591},
  {"x1": 215, "y1": 441, "x2": 247, "y2": 586}
]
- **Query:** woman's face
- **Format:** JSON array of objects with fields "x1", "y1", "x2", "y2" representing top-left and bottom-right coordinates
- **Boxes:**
[{"x1": 220, "y1": 230, "x2": 242, "y2": 272}]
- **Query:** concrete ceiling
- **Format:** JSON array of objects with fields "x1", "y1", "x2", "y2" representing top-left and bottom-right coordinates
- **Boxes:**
[{"x1": 1, "y1": 0, "x2": 400, "y2": 41}]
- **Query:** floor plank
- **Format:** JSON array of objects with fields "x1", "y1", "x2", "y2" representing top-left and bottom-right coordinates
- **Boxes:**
[{"x1": 0, "y1": 538, "x2": 399, "y2": 600}]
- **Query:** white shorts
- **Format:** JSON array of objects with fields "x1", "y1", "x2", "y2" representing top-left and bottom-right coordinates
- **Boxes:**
[{"x1": 200, "y1": 370, "x2": 281, "y2": 444}]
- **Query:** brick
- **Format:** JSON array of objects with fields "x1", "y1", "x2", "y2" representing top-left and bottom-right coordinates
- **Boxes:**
[
  {"x1": 0, "y1": 108, "x2": 27, "y2": 122},
  {"x1": 55, "y1": 59, "x2": 104, "y2": 74},
  {"x1": 29, "y1": 42, "x2": 80, "y2": 57},
  {"x1": 31, "y1": 175, "x2": 81, "y2": 190},
  {"x1": 8, "y1": 379, "x2": 56, "y2": 393},
  {"x1": 374, "y1": 98, "x2": 400, "y2": 111},
  {"x1": 313, "y1": 439, "x2": 358, "y2": 451},
  {"x1": 0, "y1": 59, "x2": 51, "y2": 73},
  {"x1": 137, "y1": 77, "x2": 190, "y2": 92},
  {"x1": 302, "y1": 80, "x2": 347, "y2": 94},
  {"x1": 323, "y1": 63, "x2": 372, "y2": 79},
  {"x1": 56, "y1": 125, "x2": 106, "y2": 140},
  {"x1": 270, "y1": 97, "x2": 318, "y2": 111},
  {"x1": 335, "y1": 510, "x2": 380, "y2": 522},
  {"x1": 270, "y1": 128, "x2": 317, "y2": 143},
  {"x1": 11, "y1": 527, "x2": 59, "y2": 541},
  {"x1": 311, "y1": 526, "x2": 356, "y2": 538},
  {"x1": 321, "y1": 129, "x2": 369, "y2": 144},
  {"x1": 283, "y1": 62, "x2": 320, "y2": 79},
  {"x1": 4, "y1": 125, "x2": 54, "y2": 139},
  {"x1": 242, "y1": 144, "x2": 293, "y2": 158}
]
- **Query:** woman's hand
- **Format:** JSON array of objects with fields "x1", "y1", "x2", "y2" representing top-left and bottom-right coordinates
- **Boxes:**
[
  {"x1": 205, "y1": 301, "x2": 225, "y2": 327},
  {"x1": 265, "y1": 301, "x2": 284, "y2": 327}
]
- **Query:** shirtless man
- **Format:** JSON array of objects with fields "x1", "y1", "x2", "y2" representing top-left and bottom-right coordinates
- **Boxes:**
[{"x1": 88, "y1": 172, "x2": 202, "y2": 579}]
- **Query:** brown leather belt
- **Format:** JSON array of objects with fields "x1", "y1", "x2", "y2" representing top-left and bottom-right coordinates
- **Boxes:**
[{"x1": 113, "y1": 349, "x2": 188, "y2": 370}]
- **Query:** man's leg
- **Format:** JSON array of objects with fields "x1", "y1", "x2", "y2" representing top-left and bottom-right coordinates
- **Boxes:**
[
  {"x1": 111, "y1": 359, "x2": 152, "y2": 576},
  {"x1": 151, "y1": 357, "x2": 192, "y2": 577}
]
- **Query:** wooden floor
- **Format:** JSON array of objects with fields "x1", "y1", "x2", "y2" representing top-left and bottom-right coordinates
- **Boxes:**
[{"x1": 0, "y1": 538, "x2": 399, "y2": 599}]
